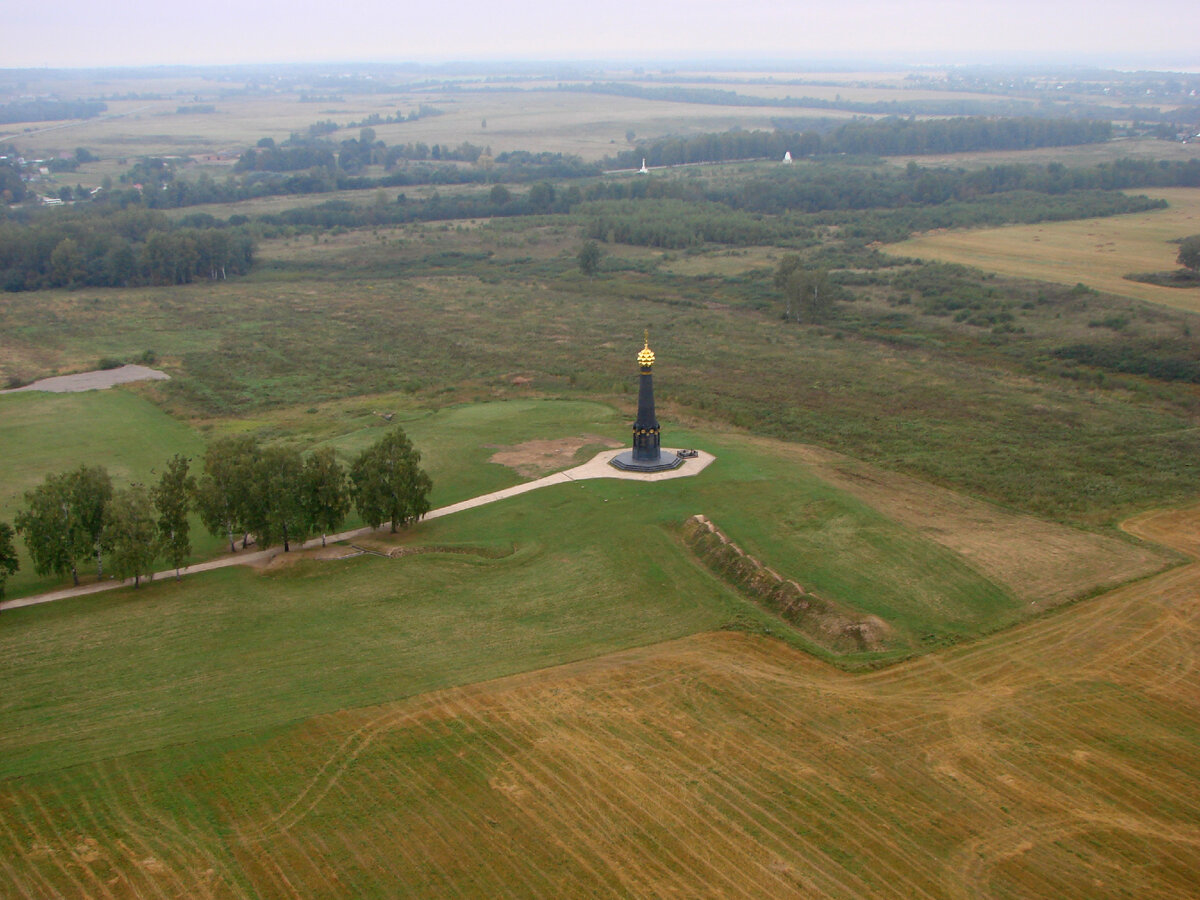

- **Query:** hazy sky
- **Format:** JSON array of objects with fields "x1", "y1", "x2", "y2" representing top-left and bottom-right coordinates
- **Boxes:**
[{"x1": 6, "y1": 0, "x2": 1197, "y2": 70}]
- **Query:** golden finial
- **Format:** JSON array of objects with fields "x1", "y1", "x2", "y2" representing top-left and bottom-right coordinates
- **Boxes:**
[{"x1": 637, "y1": 329, "x2": 655, "y2": 369}]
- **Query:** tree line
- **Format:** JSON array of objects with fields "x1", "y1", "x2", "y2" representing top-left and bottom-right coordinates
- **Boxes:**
[
  {"x1": 604, "y1": 117, "x2": 1113, "y2": 170},
  {"x1": 0, "y1": 206, "x2": 255, "y2": 292},
  {"x1": 0, "y1": 99, "x2": 107, "y2": 124},
  {"x1": 576, "y1": 199, "x2": 787, "y2": 249},
  {"x1": 258, "y1": 160, "x2": 1175, "y2": 247},
  {"x1": 0, "y1": 427, "x2": 431, "y2": 600},
  {"x1": 63, "y1": 145, "x2": 598, "y2": 213}
]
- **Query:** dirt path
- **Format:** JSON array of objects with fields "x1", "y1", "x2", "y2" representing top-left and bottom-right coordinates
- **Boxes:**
[{"x1": 0, "y1": 449, "x2": 715, "y2": 612}]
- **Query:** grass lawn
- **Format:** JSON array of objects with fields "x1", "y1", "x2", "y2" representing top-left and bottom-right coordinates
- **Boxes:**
[{"x1": 2, "y1": 407, "x2": 1114, "y2": 782}]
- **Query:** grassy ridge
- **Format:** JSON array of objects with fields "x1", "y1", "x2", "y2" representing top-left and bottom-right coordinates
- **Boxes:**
[{"x1": 0, "y1": 421, "x2": 1028, "y2": 779}]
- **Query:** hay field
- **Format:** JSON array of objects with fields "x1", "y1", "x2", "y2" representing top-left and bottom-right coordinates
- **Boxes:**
[
  {"x1": 1, "y1": 503, "x2": 1196, "y2": 897},
  {"x1": 891, "y1": 188, "x2": 1200, "y2": 312}
]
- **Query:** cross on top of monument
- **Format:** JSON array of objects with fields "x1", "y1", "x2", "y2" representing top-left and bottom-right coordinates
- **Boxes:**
[{"x1": 637, "y1": 329, "x2": 655, "y2": 369}]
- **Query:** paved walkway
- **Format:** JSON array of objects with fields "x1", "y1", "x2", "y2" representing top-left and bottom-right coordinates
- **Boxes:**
[{"x1": 0, "y1": 449, "x2": 715, "y2": 612}]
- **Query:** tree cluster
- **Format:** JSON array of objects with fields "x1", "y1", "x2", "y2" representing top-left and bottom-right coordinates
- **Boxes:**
[
  {"x1": 0, "y1": 522, "x2": 17, "y2": 600},
  {"x1": 234, "y1": 141, "x2": 336, "y2": 173},
  {"x1": 775, "y1": 255, "x2": 836, "y2": 323},
  {"x1": 12, "y1": 462, "x2": 184, "y2": 592},
  {"x1": 0, "y1": 206, "x2": 255, "y2": 292},
  {"x1": 6, "y1": 427, "x2": 432, "y2": 596},
  {"x1": 1179, "y1": 235, "x2": 1200, "y2": 273},
  {"x1": 195, "y1": 427, "x2": 429, "y2": 554}
]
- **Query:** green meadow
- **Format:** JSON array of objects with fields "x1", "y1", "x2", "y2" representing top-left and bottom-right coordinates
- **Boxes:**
[{"x1": 0, "y1": 410, "x2": 1025, "y2": 781}]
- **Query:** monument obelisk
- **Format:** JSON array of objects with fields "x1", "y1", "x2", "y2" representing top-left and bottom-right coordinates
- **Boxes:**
[{"x1": 610, "y1": 331, "x2": 683, "y2": 472}]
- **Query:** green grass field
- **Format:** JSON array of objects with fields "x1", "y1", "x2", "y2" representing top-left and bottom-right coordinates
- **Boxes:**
[
  {"x1": 0, "y1": 420, "x2": 990, "y2": 776},
  {"x1": 0, "y1": 403, "x2": 1169, "y2": 789}
]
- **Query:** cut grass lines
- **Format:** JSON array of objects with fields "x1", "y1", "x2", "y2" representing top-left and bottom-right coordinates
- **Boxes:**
[
  {"x1": 891, "y1": 187, "x2": 1200, "y2": 312},
  {"x1": 8, "y1": 568, "x2": 1200, "y2": 899}
]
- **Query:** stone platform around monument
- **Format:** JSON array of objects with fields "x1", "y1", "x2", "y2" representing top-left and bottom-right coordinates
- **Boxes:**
[
  {"x1": 590, "y1": 448, "x2": 715, "y2": 481},
  {"x1": 609, "y1": 449, "x2": 685, "y2": 473}
]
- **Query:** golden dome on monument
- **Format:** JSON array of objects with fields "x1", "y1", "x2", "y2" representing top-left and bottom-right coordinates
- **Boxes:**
[{"x1": 637, "y1": 331, "x2": 655, "y2": 368}]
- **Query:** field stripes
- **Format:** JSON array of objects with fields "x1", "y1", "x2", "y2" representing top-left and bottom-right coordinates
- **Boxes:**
[{"x1": 3, "y1": 505, "x2": 1200, "y2": 896}]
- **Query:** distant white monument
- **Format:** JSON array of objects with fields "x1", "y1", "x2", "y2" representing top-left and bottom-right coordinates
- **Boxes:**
[
  {"x1": 639, "y1": 158, "x2": 649, "y2": 174},
  {"x1": 782, "y1": 151, "x2": 793, "y2": 164}
]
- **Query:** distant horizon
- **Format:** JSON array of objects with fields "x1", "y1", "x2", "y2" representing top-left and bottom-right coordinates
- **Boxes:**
[
  {"x1": 3, "y1": 0, "x2": 1195, "y2": 73},
  {"x1": 2, "y1": 56, "x2": 1198, "y2": 77}
]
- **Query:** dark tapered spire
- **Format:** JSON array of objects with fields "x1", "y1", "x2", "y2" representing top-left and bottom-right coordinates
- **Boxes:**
[
  {"x1": 632, "y1": 331, "x2": 660, "y2": 461},
  {"x1": 610, "y1": 331, "x2": 683, "y2": 472}
]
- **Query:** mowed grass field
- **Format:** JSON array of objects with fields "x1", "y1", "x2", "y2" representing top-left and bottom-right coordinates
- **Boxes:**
[
  {"x1": 0, "y1": 391, "x2": 1182, "y2": 895},
  {"x1": 1, "y1": 499, "x2": 1196, "y2": 898},
  {"x1": 892, "y1": 187, "x2": 1200, "y2": 312}
]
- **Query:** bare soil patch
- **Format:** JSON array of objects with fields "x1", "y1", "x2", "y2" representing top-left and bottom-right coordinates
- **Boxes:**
[{"x1": 488, "y1": 434, "x2": 622, "y2": 478}]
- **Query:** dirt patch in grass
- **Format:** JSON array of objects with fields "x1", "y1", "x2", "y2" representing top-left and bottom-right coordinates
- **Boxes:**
[
  {"x1": 767, "y1": 439, "x2": 1174, "y2": 609},
  {"x1": 488, "y1": 434, "x2": 622, "y2": 478}
]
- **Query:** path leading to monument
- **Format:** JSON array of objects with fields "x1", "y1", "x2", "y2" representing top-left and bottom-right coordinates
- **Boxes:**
[{"x1": 0, "y1": 449, "x2": 715, "y2": 612}]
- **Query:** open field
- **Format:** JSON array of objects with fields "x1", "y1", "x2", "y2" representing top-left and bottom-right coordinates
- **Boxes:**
[
  {"x1": 891, "y1": 188, "x2": 1200, "y2": 312},
  {"x1": 1, "y1": 496, "x2": 1196, "y2": 897},
  {"x1": 5, "y1": 64, "x2": 1200, "y2": 897},
  {"x1": 1, "y1": 86, "x2": 805, "y2": 165}
]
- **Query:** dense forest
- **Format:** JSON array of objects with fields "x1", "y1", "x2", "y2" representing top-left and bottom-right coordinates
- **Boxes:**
[{"x1": 0, "y1": 207, "x2": 255, "y2": 291}]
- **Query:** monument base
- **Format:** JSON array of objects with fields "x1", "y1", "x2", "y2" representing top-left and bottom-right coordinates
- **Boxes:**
[{"x1": 609, "y1": 449, "x2": 685, "y2": 473}]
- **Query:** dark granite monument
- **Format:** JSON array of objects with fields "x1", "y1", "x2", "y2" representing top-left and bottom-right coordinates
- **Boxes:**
[{"x1": 610, "y1": 331, "x2": 683, "y2": 472}]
